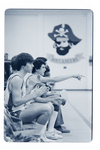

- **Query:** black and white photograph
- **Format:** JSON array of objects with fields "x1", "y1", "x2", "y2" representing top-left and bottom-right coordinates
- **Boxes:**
[{"x1": 4, "y1": 9, "x2": 93, "y2": 143}]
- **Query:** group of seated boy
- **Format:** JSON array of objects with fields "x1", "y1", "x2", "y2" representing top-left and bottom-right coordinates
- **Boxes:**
[{"x1": 4, "y1": 52, "x2": 82, "y2": 142}]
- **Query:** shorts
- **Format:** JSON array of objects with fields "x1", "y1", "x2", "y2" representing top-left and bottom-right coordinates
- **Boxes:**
[
  {"x1": 53, "y1": 104, "x2": 60, "y2": 112},
  {"x1": 11, "y1": 110, "x2": 22, "y2": 119}
]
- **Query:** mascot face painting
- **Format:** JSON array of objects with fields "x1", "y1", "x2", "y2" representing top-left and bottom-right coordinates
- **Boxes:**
[{"x1": 48, "y1": 24, "x2": 81, "y2": 56}]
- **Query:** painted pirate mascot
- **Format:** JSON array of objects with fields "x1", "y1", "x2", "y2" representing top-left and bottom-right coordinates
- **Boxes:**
[{"x1": 48, "y1": 24, "x2": 81, "y2": 56}]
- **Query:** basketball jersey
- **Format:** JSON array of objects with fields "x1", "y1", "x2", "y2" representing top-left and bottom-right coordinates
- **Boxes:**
[
  {"x1": 22, "y1": 73, "x2": 33, "y2": 97},
  {"x1": 23, "y1": 73, "x2": 42, "y2": 96},
  {"x1": 4, "y1": 73, "x2": 25, "y2": 112}
]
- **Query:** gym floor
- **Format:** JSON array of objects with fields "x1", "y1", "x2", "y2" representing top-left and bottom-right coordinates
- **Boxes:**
[
  {"x1": 15, "y1": 90, "x2": 92, "y2": 143},
  {"x1": 56, "y1": 90, "x2": 93, "y2": 142}
]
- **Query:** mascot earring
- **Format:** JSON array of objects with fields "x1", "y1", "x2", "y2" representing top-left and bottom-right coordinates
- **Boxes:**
[{"x1": 53, "y1": 43, "x2": 57, "y2": 48}]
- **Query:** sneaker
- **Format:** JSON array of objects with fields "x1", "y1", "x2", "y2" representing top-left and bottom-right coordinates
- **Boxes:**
[
  {"x1": 55, "y1": 125, "x2": 70, "y2": 133},
  {"x1": 54, "y1": 129, "x2": 62, "y2": 134},
  {"x1": 54, "y1": 132, "x2": 63, "y2": 139},
  {"x1": 40, "y1": 134, "x2": 55, "y2": 142},
  {"x1": 46, "y1": 131, "x2": 63, "y2": 140},
  {"x1": 46, "y1": 131, "x2": 58, "y2": 140}
]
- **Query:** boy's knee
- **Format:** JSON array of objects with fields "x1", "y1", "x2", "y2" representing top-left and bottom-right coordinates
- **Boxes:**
[
  {"x1": 48, "y1": 102, "x2": 54, "y2": 112},
  {"x1": 45, "y1": 103, "x2": 54, "y2": 115}
]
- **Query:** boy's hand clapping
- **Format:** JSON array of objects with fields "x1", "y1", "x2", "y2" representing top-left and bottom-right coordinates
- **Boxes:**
[{"x1": 31, "y1": 85, "x2": 48, "y2": 97}]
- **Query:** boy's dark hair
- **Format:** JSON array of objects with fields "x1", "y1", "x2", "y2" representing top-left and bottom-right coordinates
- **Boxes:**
[
  {"x1": 11, "y1": 55, "x2": 17, "y2": 71},
  {"x1": 32, "y1": 59, "x2": 46, "y2": 73},
  {"x1": 36, "y1": 57, "x2": 47, "y2": 62},
  {"x1": 45, "y1": 65, "x2": 50, "y2": 73},
  {"x1": 44, "y1": 65, "x2": 50, "y2": 77},
  {"x1": 16, "y1": 53, "x2": 34, "y2": 71}
]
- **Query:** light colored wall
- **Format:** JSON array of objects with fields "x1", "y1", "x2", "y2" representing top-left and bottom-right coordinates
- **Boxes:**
[{"x1": 5, "y1": 9, "x2": 93, "y2": 90}]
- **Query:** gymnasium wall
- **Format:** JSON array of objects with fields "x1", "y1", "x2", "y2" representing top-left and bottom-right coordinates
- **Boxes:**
[{"x1": 5, "y1": 9, "x2": 93, "y2": 90}]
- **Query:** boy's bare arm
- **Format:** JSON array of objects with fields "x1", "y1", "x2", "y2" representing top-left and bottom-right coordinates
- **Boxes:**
[
  {"x1": 11, "y1": 77, "x2": 48, "y2": 107},
  {"x1": 40, "y1": 74, "x2": 84, "y2": 83},
  {"x1": 34, "y1": 95, "x2": 59, "y2": 103}
]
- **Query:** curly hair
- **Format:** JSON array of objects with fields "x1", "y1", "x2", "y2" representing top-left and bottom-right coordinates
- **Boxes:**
[{"x1": 32, "y1": 59, "x2": 46, "y2": 73}]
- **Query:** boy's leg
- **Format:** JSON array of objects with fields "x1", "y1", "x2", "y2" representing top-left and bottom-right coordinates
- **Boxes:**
[
  {"x1": 46, "y1": 104, "x2": 63, "y2": 140},
  {"x1": 54, "y1": 106, "x2": 70, "y2": 133},
  {"x1": 19, "y1": 103, "x2": 53, "y2": 137},
  {"x1": 47, "y1": 111, "x2": 58, "y2": 132},
  {"x1": 54, "y1": 105, "x2": 64, "y2": 127},
  {"x1": 19, "y1": 103, "x2": 53, "y2": 124}
]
